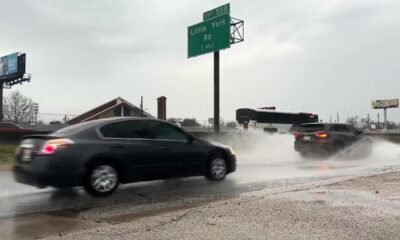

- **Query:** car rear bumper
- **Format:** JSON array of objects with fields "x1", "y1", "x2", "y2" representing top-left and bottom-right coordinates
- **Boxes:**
[
  {"x1": 294, "y1": 141, "x2": 335, "y2": 153},
  {"x1": 13, "y1": 165, "x2": 83, "y2": 188}
]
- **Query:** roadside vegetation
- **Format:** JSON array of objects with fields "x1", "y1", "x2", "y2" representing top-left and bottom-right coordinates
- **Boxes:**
[{"x1": 0, "y1": 145, "x2": 16, "y2": 165}]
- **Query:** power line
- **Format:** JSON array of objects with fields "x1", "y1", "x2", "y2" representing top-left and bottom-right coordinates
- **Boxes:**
[{"x1": 38, "y1": 112, "x2": 77, "y2": 116}]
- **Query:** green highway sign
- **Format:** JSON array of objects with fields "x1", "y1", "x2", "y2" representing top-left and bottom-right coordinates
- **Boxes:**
[
  {"x1": 188, "y1": 13, "x2": 231, "y2": 58},
  {"x1": 203, "y1": 3, "x2": 230, "y2": 21}
]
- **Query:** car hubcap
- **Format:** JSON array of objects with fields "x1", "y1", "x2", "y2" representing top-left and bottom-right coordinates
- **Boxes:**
[
  {"x1": 90, "y1": 165, "x2": 117, "y2": 193},
  {"x1": 210, "y1": 158, "x2": 226, "y2": 179}
]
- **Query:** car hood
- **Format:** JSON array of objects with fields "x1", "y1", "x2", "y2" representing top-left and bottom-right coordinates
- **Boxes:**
[{"x1": 204, "y1": 139, "x2": 229, "y2": 149}]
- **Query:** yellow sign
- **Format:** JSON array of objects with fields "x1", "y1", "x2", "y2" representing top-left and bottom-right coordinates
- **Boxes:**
[{"x1": 372, "y1": 99, "x2": 399, "y2": 109}]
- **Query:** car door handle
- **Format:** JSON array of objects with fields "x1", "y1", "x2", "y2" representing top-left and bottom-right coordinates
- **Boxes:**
[{"x1": 160, "y1": 147, "x2": 171, "y2": 151}]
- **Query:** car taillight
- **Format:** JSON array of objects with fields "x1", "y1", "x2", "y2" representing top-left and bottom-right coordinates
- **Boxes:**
[
  {"x1": 315, "y1": 131, "x2": 329, "y2": 138},
  {"x1": 294, "y1": 132, "x2": 301, "y2": 140},
  {"x1": 40, "y1": 138, "x2": 74, "y2": 155}
]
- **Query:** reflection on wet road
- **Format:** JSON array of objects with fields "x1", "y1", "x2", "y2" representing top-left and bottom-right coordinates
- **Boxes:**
[{"x1": 0, "y1": 136, "x2": 399, "y2": 219}]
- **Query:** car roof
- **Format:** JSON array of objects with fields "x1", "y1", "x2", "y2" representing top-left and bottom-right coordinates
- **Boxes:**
[
  {"x1": 76, "y1": 117, "x2": 163, "y2": 124},
  {"x1": 97, "y1": 117, "x2": 168, "y2": 124},
  {"x1": 301, "y1": 123, "x2": 352, "y2": 127}
]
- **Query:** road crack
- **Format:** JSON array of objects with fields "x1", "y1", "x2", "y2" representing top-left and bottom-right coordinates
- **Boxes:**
[{"x1": 146, "y1": 208, "x2": 200, "y2": 232}]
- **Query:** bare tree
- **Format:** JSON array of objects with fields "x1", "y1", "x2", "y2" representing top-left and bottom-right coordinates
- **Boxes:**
[
  {"x1": 3, "y1": 90, "x2": 35, "y2": 124},
  {"x1": 208, "y1": 117, "x2": 224, "y2": 127},
  {"x1": 346, "y1": 115, "x2": 361, "y2": 128},
  {"x1": 386, "y1": 121, "x2": 397, "y2": 130},
  {"x1": 360, "y1": 117, "x2": 371, "y2": 130},
  {"x1": 226, "y1": 121, "x2": 237, "y2": 128},
  {"x1": 181, "y1": 118, "x2": 200, "y2": 127}
]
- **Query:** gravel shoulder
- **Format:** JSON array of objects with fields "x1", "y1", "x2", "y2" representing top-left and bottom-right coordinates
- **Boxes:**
[{"x1": 45, "y1": 168, "x2": 400, "y2": 240}]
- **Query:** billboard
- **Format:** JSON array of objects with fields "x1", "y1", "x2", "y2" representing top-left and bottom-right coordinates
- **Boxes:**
[
  {"x1": 372, "y1": 99, "x2": 399, "y2": 109},
  {"x1": 0, "y1": 52, "x2": 19, "y2": 79}
]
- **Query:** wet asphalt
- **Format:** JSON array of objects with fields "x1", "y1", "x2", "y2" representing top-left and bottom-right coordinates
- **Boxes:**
[
  {"x1": 0, "y1": 138, "x2": 399, "y2": 219},
  {"x1": 0, "y1": 137, "x2": 399, "y2": 239}
]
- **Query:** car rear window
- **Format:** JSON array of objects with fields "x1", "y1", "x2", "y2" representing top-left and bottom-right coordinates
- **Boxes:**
[
  {"x1": 299, "y1": 124, "x2": 325, "y2": 132},
  {"x1": 53, "y1": 120, "x2": 102, "y2": 135}
]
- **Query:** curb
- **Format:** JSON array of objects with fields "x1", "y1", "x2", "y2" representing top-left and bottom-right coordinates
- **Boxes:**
[{"x1": 0, "y1": 164, "x2": 12, "y2": 171}]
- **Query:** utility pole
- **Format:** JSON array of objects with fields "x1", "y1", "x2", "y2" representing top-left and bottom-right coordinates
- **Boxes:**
[
  {"x1": 140, "y1": 96, "x2": 144, "y2": 117},
  {"x1": 367, "y1": 113, "x2": 370, "y2": 129},
  {"x1": 377, "y1": 113, "x2": 380, "y2": 130},
  {"x1": 33, "y1": 103, "x2": 39, "y2": 125},
  {"x1": 336, "y1": 112, "x2": 340, "y2": 123}
]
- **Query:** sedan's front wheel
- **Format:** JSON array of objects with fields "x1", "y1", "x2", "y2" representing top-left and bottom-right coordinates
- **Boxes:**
[
  {"x1": 84, "y1": 163, "x2": 119, "y2": 197},
  {"x1": 206, "y1": 154, "x2": 227, "y2": 182}
]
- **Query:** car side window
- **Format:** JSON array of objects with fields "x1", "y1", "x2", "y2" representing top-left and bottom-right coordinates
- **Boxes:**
[
  {"x1": 0, "y1": 123, "x2": 17, "y2": 128},
  {"x1": 151, "y1": 123, "x2": 189, "y2": 141},
  {"x1": 101, "y1": 121, "x2": 152, "y2": 139},
  {"x1": 330, "y1": 125, "x2": 351, "y2": 133},
  {"x1": 330, "y1": 125, "x2": 340, "y2": 132},
  {"x1": 340, "y1": 126, "x2": 351, "y2": 133},
  {"x1": 329, "y1": 126, "x2": 338, "y2": 132}
]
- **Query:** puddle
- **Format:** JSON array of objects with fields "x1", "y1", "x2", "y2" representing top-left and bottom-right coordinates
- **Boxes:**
[
  {"x1": 0, "y1": 214, "x2": 105, "y2": 240},
  {"x1": 273, "y1": 189, "x2": 400, "y2": 213}
]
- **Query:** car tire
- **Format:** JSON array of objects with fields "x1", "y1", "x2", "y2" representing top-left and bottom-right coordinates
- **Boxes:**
[
  {"x1": 84, "y1": 162, "x2": 119, "y2": 197},
  {"x1": 206, "y1": 154, "x2": 227, "y2": 182},
  {"x1": 299, "y1": 151, "x2": 309, "y2": 158}
]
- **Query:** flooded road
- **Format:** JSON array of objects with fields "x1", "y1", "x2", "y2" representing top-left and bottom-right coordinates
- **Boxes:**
[
  {"x1": 0, "y1": 134, "x2": 399, "y2": 239},
  {"x1": 1, "y1": 136, "x2": 399, "y2": 220}
]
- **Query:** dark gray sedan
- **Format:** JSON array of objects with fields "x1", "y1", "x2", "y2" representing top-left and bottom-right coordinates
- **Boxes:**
[{"x1": 13, "y1": 118, "x2": 236, "y2": 197}]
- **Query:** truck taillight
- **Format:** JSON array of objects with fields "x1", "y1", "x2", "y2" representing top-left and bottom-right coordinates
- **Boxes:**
[
  {"x1": 40, "y1": 139, "x2": 74, "y2": 155},
  {"x1": 315, "y1": 131, "x2": 329, "y2": 138}
]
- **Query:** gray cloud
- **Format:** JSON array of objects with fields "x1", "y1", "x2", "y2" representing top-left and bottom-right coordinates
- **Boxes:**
[{"x1": 1, "y1": 0, "x2": 399, "y2": 123}]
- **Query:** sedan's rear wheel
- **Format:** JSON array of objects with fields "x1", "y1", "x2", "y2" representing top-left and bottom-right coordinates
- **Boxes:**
[
  {"x1": 206, "y1": 155, "x2": 227, "y2": 182},
  {"x1": 84, "y1": 164, "x2": 119, "y2": 197}
]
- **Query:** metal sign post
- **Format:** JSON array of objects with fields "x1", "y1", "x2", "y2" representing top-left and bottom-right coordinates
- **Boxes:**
[
  {"x1": 188, "y1": 3, "x2": 244, "y2": 132},
  {"x1": 384, "y1": 108, "x2": 387, "y2": 130},
  {"x1": 214, "y1": 51, "x2": 220, "y2": 132},
  {"x1": 372, "y1": 98, "x2": 399, "y2": 131}
]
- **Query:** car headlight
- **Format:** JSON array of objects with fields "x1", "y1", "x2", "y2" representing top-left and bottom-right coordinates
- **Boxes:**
[{"x1": 226, "y1": 146, "x2": 235, "y2": 155}]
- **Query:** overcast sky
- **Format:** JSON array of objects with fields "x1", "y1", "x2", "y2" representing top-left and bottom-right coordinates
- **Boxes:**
[{"x1": 1, "y1": 0, "x2": 400, "y2": 123}]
